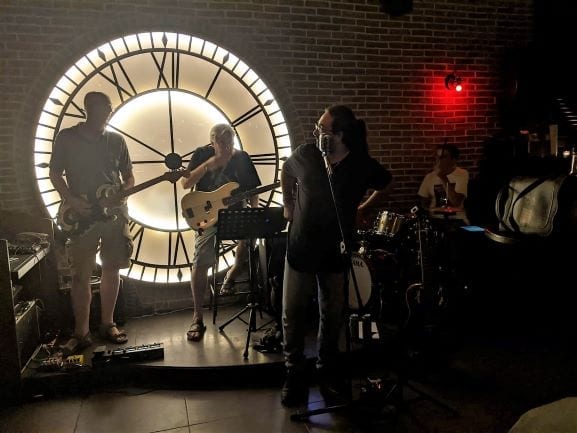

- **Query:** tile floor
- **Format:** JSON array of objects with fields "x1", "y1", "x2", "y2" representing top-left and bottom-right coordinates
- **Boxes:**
[
  {"x1": 0, "y1": 381, "x2": 508, "y2": 433},
  {"x1": 2, "y1": 301, "x2": 577, "y2": 433}
]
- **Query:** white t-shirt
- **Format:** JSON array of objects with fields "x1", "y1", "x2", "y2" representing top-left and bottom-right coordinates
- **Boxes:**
[{"x1": 418, "y1": 167, "x2": 469, "y2": 219}]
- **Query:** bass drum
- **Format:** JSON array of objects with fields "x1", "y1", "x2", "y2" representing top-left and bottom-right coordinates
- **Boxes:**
[{"x1": 348, "y1": 250, "x2": 398, "y2": 313}]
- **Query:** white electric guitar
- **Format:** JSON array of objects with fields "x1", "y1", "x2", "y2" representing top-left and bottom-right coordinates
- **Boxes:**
[
  {"x1": 57, "y1": 170, "x2": 186, "y2": 236},
  {"x1": 181, "y1": 181, "x2": 280, "y2": 232}
]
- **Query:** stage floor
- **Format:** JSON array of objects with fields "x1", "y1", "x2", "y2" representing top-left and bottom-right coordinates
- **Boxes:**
[
  {"x1": 23, "y1": 302, "x2": 323, "y2": 390},
  {"x1": 94, "y1": 306, "x2": 290, "y2": 368}
]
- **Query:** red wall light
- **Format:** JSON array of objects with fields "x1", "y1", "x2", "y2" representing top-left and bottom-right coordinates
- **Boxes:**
[{"x1": 445, "y1": 72, "x2": 462, "y2": 92}]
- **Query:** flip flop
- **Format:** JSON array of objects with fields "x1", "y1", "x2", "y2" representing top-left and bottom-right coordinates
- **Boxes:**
[
  {"x1": 187, "y1": 321, "x2": 206, "y2": 341},
  {"x1": 99, "y1": 322, "x2": 128, "y2": 344},
  {"x1": 60, "y1": 332, "x2": 92, "y2": 356}
]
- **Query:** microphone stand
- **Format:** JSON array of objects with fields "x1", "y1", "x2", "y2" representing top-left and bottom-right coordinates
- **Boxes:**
[{"x1": 291, "y1": 140, "x2": 360, "y2": 421}]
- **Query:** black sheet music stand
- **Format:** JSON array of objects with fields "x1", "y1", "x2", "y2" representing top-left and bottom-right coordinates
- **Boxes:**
[{"x1": 214, "y1": 207, "x2": 286, "y2": 358}]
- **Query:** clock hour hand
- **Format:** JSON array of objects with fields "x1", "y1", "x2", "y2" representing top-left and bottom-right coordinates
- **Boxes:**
[{"x1": 107, "y1": 124, "x2": 166, "y2": 158}]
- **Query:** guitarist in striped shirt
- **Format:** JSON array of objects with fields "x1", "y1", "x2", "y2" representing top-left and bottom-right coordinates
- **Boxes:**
[{"x1": 181, "y1": 123, "x2": 261, "y2": 341}]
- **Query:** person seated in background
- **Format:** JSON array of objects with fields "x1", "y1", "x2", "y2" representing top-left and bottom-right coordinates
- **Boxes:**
[
  {"x1": 417, "y1": 143, "x2": 470, "y2": 282},
  {"x1": 417, "y1": 143, "x2": 469, "y2": 221}
]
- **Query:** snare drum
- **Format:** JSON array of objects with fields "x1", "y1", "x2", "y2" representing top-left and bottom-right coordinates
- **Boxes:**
[{"x1": 374, "y1": 210, "x2": 406, "y2": 237}]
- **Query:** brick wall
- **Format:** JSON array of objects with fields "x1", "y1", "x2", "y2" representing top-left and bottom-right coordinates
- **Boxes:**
[{"x1": 1, "y1": 0, "x2": 533, "y2": 214}]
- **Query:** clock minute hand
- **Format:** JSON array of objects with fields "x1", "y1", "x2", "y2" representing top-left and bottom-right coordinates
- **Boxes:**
[{"x1": 168, "y1": 90, "x2": 176, "y2": 154}]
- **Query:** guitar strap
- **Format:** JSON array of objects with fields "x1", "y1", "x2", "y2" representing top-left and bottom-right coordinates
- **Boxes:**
[
  {"x1": 198, "y1": 152, "x2": 230, "y2": 190},
  {"x1": 194, "y1": 165, "x2": 227, "y2": 193},
  {"x1": 215, "y1": 166, "x2": 229, "y2": 185},
  {"x1": 104, "y1": 131, "x2": 123, "y2": 188}
]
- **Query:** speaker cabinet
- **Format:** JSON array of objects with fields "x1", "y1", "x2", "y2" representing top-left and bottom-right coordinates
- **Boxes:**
[{"x1": 15, "y1": 300, "x2": 40, "y2": 371}]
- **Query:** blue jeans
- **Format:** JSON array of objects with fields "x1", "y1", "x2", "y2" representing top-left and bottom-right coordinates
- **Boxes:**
[{"x1": 282, "y1": 258, "x2": 345, "y2": 372}]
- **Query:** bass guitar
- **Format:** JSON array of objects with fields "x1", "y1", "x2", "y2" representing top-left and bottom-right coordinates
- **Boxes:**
[
  {"x1": 181, "y1": 181, "x2": 280, "y2": 232},
  {"x1": 57, "y1": 170, "x2": 186, "y2": 236}
]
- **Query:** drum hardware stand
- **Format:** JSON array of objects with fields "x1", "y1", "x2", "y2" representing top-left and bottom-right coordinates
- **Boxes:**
[
  {"x1": 384, "y1": 206, "x2": 459, "y2": 420},
  {"x1": 215, "y1": 208, "x2": 285, "y2": 358},
  {"x1": 403, "y1": 207, "x2": 427, "y2": 328}
]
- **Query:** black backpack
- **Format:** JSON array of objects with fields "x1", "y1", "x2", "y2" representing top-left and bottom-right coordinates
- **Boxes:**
[{"x1": 495, "y1": 175, "x2": 577, "y2": 236}]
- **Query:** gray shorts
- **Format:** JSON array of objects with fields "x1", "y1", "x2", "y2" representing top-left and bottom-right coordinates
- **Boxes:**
[
  {"x1": 192, "y1": 226, "x2": 217, "y2": 267},
  {"x1": 68, "y1": 216, "x2": 133, "y2": 278}
]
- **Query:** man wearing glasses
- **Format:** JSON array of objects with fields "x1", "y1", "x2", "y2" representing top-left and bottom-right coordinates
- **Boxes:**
[
  {"x1": 280, "y1": 105, "x2": 392, "y2": 407},
  {"x1": 417, "y1": 143, "x2": 469, "y2": 218}
]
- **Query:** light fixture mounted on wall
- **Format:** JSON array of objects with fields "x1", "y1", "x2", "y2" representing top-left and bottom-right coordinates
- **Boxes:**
[{"x1": 445, "y1": 72, "x2": 463, "y2": 92}]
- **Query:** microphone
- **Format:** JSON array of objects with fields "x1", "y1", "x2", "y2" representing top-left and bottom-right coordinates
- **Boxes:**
[
  {"x1": 317, "y1": 133, "x2": 333, "y2": 175},
  {"x1": 318, "y1": 133, "x2": 332, "y2": 156}
]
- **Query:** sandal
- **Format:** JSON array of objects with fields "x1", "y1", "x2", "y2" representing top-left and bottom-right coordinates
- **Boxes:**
[
  {"x1": 219, "y1": 280, "x2": 236, "y2": 296},
  {"x1": 59, "y1": 332, "x2": 92, "y2": 357},
  {"x1": 187, "y1": 321, "x2": 206, "y2": 341},
  {"x1": 99, "y1": 322, "x2": 128, "y2": 344}
]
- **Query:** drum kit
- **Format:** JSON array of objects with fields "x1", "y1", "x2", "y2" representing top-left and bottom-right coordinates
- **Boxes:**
[{"x1": 349, "y1": 208, "x2": 448, "y2": 327}]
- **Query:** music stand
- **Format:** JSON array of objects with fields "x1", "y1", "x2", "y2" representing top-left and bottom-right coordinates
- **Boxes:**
[{"x1": 214, "y1": 207, "x2": 286, "y2": 358}]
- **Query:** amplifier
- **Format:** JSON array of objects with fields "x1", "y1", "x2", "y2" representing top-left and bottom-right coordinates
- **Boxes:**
[{"x1": 15, "y1": 300, "x2": 40, "y2": 371}]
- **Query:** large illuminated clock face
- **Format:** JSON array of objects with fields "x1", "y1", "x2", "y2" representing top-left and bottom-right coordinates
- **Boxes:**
[{"x1": 34, "y1": 32, "x2": 291, "y2": 283}]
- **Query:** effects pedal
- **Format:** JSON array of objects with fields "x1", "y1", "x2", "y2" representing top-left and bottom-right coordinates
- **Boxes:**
[
  {"x1": 64, "y1": 354, "x2": 84, "y2": 365},
  {"x1": 62, "y1": 354, "x2": 85, "y2": 371},
  {"x1": 92, "y1": 343, "x2": 164, "y2": 367},
  {"x1": 37, "y1": 356, "x2": 63, "y2": 372}
]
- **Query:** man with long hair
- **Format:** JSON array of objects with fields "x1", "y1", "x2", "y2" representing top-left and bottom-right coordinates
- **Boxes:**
[{"x1": 280, "y1": 105, "x2": 393, "y2": 406}]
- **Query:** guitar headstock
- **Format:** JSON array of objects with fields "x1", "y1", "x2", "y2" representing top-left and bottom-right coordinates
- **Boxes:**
[{"x1": 163, "y1": 169, "x2": 188, "y2": 183}]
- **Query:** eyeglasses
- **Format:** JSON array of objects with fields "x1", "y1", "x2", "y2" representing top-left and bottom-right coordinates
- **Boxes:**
[{"x1": 313, "y1": 123, "x2": 332, "y2": 138}]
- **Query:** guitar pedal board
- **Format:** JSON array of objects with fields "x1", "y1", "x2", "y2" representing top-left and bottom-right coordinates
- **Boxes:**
[
  {"x1": 37, "y1": 356, "x2": 64, "y2": 372},
  {"x1": 37, "y1": 354, "x2": 85, "y2": 373},
  {"x1": 92, "y1": 342, "x2": 164, "y2": 367}
]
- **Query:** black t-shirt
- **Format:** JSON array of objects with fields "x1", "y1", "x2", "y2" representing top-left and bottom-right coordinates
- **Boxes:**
[
  {"x1": 284, "y1": 143, "x2": 392, "y2": 273},
  {"x1": 186, "y1": 145, "x2": 261, "y2": 209}
]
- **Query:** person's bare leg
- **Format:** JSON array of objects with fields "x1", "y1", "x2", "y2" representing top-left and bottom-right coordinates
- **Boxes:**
[
  {"x1": 70, "y1": 270, "x2": 92, "y2": 338},
  {"x1": 187, "y1": 264, "x2": 209, "y2": 341},
  {"x1": 99, "y1": 264, "x2": 122, "y2": 335},
  {"x1": 190, "y1": 264, "x2": 209, "y2": 323},
  {"x1": 222, "y1": 240, "x2": 249, "y2": 289}
]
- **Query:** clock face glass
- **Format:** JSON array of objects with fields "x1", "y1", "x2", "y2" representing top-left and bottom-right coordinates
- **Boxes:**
[{"x1": 34, "y1": 32, "x2": 291, "y2": 283}]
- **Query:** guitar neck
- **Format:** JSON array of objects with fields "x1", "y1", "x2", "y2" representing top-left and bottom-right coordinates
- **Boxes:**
[
  {"x1": 115, "y1": 174, "x2": 168, "y2": 200},
  {"x1": 223, "y1": 182, "x2": 280, "y2": 206}
]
